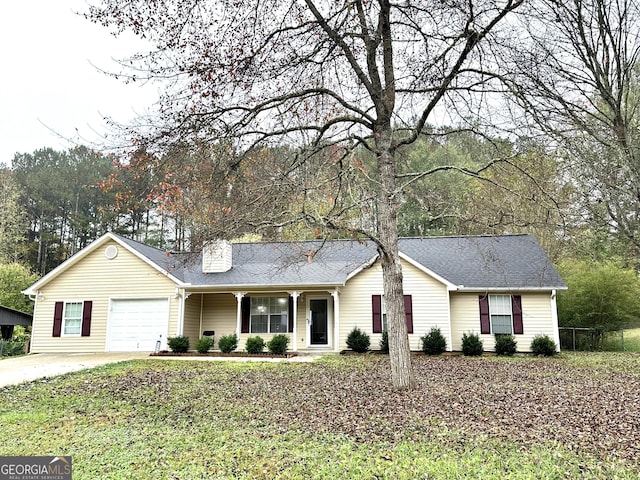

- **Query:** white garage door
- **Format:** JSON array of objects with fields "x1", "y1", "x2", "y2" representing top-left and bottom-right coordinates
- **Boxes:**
[{"x1": 107, "y1": 299, "x2": 169, "y2": 352}]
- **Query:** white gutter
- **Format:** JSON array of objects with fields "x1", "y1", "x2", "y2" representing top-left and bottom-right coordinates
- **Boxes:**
[
  {"x1": 455, "y1": 286, "x2": 568, "y2": 292},
  {"x1": 183, "y1": 282, "x2": 345, "y2": 292}
]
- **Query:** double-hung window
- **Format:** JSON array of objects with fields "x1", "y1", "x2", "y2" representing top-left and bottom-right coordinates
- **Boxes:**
[
  {"x1": 479, "y1": 294, "x2": 523, "y2": 335},
  {"x1": 489, "y1": 295, "x2": 513, "y2": 335},
  {"x1": 52, "y1": 300, "x2": 92, "y2": 337},
  {"x1": 250, "y1": 297, "x2": 289, "y2": 334},
  {"x1": 63, "y1": 301, "x2": 83, "y2": 336},
  {"x1": 381, "y1": 296, "x2": 388, "y2": 332},
  {"x1": 372, "y1": 295, "x2": 413, "y2": 334}
]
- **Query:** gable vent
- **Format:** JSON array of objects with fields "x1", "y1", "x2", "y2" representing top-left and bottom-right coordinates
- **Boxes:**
[{"x1": 202, "y1": 240, "x2": 232, "y2": 273}]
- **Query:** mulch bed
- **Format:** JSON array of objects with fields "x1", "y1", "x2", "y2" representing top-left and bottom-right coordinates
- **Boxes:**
[{"x1": 149, "y1": 351, "x2": 297, "y2": 359}]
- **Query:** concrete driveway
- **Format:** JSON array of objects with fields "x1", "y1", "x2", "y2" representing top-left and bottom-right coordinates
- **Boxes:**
[
  {"x1": 0, "y1": 352, "x2": 150, "y2": 388},
  {"x1": 0, "y1": 352, "x2": 322, "y2": 388}
]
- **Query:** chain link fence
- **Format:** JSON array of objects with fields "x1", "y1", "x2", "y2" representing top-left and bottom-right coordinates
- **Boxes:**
[{"x1": 559, "y1": 327, "x2": 639, "y2": 352}]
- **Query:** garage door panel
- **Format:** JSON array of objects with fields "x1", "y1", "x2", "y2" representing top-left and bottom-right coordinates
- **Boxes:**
[{"x1": 107, "y1": 299, "x2": 169, "y2": 352}]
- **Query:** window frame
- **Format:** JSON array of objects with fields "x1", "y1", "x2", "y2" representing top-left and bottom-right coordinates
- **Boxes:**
[
  {"x1": 249, "y1": 296, "x2": 289, "y2": 334},
  {"x1": 62, "y1": 301, "x2": 84, "y2": 336},
  {"x1": 381, "y1": 296, "x2": 388, "y2": 332},
  {"x1": 488, "y1": 294, "x2": 514, "y2": 335},
  {"x1": 372, "y1": 294, "x2": 413, "y2": 334}
]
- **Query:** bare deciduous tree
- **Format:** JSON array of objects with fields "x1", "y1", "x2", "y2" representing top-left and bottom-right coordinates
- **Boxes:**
[
  {"x1": 86, "y1": 0, "x2": 523, "y2": 390},
  {"x1": 506, "y1": 0, "x2": 640, "y2": 258}
]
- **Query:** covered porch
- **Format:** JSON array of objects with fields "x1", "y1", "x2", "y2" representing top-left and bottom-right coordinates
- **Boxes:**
[
  {"x1": 0, "y1": 305, "x2": 33, "y2": 341},
  {"x1": 180, "y1": 288, "x2": 342, "y2": 353}
]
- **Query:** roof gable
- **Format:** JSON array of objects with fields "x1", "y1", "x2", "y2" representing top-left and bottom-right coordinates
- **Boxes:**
[
  {"x1": 398, "y1": 235, "x2": 566, "y2": 290},
  {"x1": 22, "y1": 233, "x2": 182, "y2": 295}
]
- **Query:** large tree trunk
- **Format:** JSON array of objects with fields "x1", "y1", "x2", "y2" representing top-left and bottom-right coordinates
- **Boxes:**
[{"x1": 377, "y1": 130, "x2": 416, "y2": 391}]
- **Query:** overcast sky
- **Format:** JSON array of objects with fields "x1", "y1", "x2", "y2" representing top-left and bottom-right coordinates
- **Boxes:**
[{"x1": 0, "y1": 0, "x2": 158, "y2": 165}]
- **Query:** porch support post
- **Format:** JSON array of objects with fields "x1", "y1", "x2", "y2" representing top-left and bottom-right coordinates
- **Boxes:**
[
  {"x1": 234, "y1": 292, "x2": 246, "y2": 337},
  {"x1": 288, "y1": 291, "x2": 301, "y2": 352},
  {"x1": 332, "y1": 289, "x2": 340, "y2": 352},
  {"x1": 175, "y1": 288, "x2": 186, "y2": 336},
  {"x1": 551, "y1": 289, "x2": 560, "y2": 352},
  {"x1": 176, "y1": 289, "x2": 183, "y2": 336}
]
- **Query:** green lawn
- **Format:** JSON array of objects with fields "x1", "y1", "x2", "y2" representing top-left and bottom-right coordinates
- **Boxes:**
[{"x1": 1, "y1": 354, "x2": 639, "y2": 479}]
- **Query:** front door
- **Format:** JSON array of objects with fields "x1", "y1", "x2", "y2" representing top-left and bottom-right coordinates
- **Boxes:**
[{"x1": 309, "y1": 299, "x2": 328, "y2": 346}]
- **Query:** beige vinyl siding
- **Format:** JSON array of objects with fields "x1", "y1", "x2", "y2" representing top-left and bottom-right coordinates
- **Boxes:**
[
  {"x1": 450, "y1": 292, "x2": 557, "y2": 352},
  {"x1": 182, "y1": 294, "x2": 203, "y2": 350},
  {"x1": 30, "y1": 240, "x2": 178, "y2": 353},
  {"x1": 200, "y1": 293, "x2": 237, "y2": 350},
  {"x1": 339, "y1": 259, "x2": 451, "y2": 351}
]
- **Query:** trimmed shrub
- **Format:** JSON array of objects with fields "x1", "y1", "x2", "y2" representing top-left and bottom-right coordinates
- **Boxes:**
[
  {"x1": 218, "y1": 334, "x2": 239, "y2": 354},
  {"x1": 494, "y1": 334, "x2": 517, "y2": 356},
  {"x1": 461, "y1": 332, "x2": 484, "y2": 356},
  {"x1": 379, "y1": 330, "x2": 389, "y2": 354},
  {"x1": 346, "y1": 327, "x2": 370, "y2": 353},
  {"x1": 531, "y1": 334, "x2": 557, "y2": 356},
  {"x1": 196, "y1": 336, "x2": 214, "y2": 354},
  {"x1": 246, "y1": 336, "x2": 266, "y2": 354},
  {"x1": 267, "y1": 334, "x2": 290, "y2": 355},
  {"x1": 0, "y1": 339, "x2": 26, "y2": 357},
  {"x1": 420, "y1": 327, "x2": 447, "y2": 355},
  {"x1": 167, "y1": 335, "x2": 190, "y2": 353}
]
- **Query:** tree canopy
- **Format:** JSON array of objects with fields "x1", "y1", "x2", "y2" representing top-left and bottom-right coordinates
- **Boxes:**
[
  {"x1": 557, "y1": 259, "x2": 640, "y2": 332},
  {"x1": 0, "y1": 263, "x2": 39, "y2": 314},
  {"x1": 0, "y1": 167, "x2": 27, "y2": 264},
  {"x1": 86, "y1": 0, "x2": 526, "y2": 389},
  {"x1": 507, "y1": 0, "x2": 640, "y2": 258}
]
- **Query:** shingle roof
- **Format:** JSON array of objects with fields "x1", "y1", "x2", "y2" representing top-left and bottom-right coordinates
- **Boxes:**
[
  {"x1": 116, "y1": 235, "x2": 183, "y2": 273},
  {"x1": 173, "y1": 240, "x2": 377, "y2": 287},
  {"x1": 0, "y1": 305, "x2": 33, "y2": 326},
  {"x1": 117, "y1": 233, "x2": 565, "y2": 290},
  {"x1": 398, "y1": 235, "x2": 565, "y2": 290}
]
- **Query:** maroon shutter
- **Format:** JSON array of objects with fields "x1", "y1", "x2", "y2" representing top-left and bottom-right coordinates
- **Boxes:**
[
  {"x1": 241, "y1": 297, "x2": 250, "y2": 333},
  {"x1": 404, "y1": 295, "x2": 413, "y2": 334},
  {"x1": 288, "y1": 296, "x2": 294, "y2": 332},
  {"x1": 81, "y1": 301, "x2": 93, "y2": 337},
  {"x1": 512, "y1": 295, "x2": 523, "y2": 334},
  {"x1": 53, "y1": 301, "x2": 63, "y2": 337},
  {"x1": 479, "y1": 295, "x2": 490, "y2": 334},
  {"x1": 372, "y1": 295, "x2": 382, "y2": 333}
]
